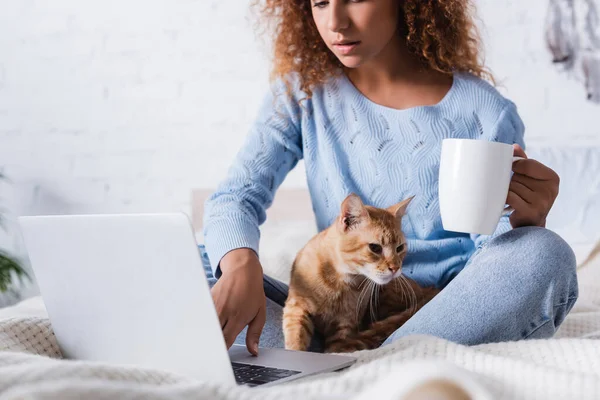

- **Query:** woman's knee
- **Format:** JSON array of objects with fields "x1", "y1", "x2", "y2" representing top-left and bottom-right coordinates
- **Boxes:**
[
  {"x1": 493, "y1": 227, "x2": 575, "y2": 274},
  {"x1": 488, "y1": 227, "x2": 579, "y2": 306}
]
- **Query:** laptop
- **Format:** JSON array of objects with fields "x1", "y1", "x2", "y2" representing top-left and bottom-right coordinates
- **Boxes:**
[{"x1": 18, "y1": 213, "x2": 355, "y2": 387}]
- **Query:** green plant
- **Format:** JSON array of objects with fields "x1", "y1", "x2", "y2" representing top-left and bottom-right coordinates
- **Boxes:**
[
  {"x1": 0, "y1": 171, "x2": 29, "y2": 293},
  {"x1": 0, "y1": 252, "x2": 27, "y2": 293}
]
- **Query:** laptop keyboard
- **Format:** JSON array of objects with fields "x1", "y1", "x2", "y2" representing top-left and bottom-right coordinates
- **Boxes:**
[{"x1": 231, "y1": 362, "x2": 301, "y2": 386}]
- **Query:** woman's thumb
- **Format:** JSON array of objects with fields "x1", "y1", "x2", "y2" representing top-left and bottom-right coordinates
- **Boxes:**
[{"x1": 512, "y1": 143, "x2": 528, "y2": 159}]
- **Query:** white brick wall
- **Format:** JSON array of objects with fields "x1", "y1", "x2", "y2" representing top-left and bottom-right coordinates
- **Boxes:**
[
  {"x1": 0, "y1": 0, "x2": 281, "y2": 215},
  {"x1": 0, "y1": 0, "x2": 599, "y2": 273}
]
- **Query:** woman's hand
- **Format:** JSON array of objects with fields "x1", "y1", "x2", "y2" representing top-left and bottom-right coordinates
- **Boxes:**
[
  {"x1": 211, "y1": 248, "x2": 266, "y2": 355},
  {"x1": 507, "y1": 144, "x2": 560, "y2": 228}
]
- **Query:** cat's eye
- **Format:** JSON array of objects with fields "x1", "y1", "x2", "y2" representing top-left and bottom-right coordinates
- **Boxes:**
[
  {"x1": 396, "y1": 244, "x2": 406, "y2": 253},
  {"x1": 368, "y1": 243, "x2": 382, "y2": 254}
]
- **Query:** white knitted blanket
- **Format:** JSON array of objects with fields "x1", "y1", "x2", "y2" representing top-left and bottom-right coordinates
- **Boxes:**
[{"x1": 1, "y1": 260, "x2": 599, "y2": 400}]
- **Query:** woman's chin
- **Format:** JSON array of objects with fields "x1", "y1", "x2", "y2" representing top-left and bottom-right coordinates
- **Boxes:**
[{"x1": 336, "y1": 55, "x2": 365, "y2": 69}]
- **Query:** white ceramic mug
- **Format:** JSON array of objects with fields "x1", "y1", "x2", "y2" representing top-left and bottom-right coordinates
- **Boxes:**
[{"x1": 439, "y1": 138, "x2": 523, "y2": 235}]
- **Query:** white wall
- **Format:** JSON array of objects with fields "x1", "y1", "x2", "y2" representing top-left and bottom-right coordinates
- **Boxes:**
[
  {"x1": 0, "y1": 0, "x2": 599, "y2": 268},
  {"x1": 0, "y1": 0, "x2": 296, "y2": 218}
]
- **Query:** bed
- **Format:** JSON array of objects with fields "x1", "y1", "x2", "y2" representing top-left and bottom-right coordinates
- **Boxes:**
[{"x1": 0, "y1": 144, "x2": 599, "y2": 399}]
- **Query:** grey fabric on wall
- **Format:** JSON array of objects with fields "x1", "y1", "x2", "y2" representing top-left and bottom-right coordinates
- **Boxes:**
[{"x1": 546, "y1": 0, "x2": 600, "y2": 102}]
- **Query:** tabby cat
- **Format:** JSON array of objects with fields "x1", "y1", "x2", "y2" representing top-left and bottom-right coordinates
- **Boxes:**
[{"x1": 283, "y1": 194, "x2": 439, "y2": 353}]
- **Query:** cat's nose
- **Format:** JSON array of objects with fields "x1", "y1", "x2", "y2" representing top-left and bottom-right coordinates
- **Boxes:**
[{"x1": 388, "y1": 265, "x2": 400, "y2": 273}]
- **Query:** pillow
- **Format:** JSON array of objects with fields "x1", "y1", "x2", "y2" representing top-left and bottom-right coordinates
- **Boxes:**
[{"x1": 257, "y1": 220, "x2": 317, "y2": 284}]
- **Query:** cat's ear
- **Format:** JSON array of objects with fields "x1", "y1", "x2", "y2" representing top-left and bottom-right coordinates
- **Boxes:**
[
  {"x1": 388, "y1": 196, "x2": 414, "y2": 222},
  {"x1": 339, "y1": 193, "x2": 369, "y2": 231}
]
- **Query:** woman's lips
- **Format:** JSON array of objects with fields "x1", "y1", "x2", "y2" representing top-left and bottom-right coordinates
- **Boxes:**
[{"x1": 333, "y1": 41, "x2": 361, "y2": 55}]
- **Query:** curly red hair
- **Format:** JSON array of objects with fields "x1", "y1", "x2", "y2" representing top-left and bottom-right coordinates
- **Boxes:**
[{"x1": 254, "y1": 0, "x2": 493, "y2": 97}]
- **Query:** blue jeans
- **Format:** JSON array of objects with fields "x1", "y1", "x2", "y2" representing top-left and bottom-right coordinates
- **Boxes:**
[{"x1": 200, "y1": 226, "x2": 578, "y2": 348}]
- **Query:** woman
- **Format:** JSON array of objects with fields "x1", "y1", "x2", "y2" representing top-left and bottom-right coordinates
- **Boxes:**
[{"x1": 202, "y1": 0, "x2": 578, "y2": 355}]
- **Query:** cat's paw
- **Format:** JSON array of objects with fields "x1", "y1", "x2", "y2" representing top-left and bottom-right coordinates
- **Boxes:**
[
  {"x1": 284, "y1": 341, "x2": 308, "y2": 352},
  {"x1": 325, "y1": 340, "x2": 369, "y2": 353}
]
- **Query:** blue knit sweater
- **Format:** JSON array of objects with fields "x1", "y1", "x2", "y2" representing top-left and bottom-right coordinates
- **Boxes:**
[{"x1": 203, "y1": 72, "x2": 526, "y2": 288}]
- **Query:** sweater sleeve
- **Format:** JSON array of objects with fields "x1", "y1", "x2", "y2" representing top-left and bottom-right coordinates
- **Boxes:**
[
  {"x1": 470, "y1": 101, "x2": 526, "y2": 249},
  {"x1": 202, "y1": 79, "x2": 304, "y2": 276}
]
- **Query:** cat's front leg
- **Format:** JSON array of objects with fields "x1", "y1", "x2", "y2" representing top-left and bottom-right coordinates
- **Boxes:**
[
  {"x1": 283, "y1": 295, "x2": 314, "y2": 351},
  {"x1": 325, "y1": 339, "x2": 369, "y2": 353},
  {"x1": 324, "y1": 323, "x2": 368, "y2": 353},
  {"x1": 325, "y1": 313, "x2": 411, "y2": 352},
  {"x1": 355, "y1": 311, "x2": 413, "y2": 349}
]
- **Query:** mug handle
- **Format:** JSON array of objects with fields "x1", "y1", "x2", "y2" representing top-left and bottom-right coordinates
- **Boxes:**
[{"x1": 501, "y1": 156, "x2": 526, "y2": 216}]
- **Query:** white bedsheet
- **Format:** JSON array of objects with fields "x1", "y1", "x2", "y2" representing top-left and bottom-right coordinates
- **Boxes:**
[{"x1": 0, "y1": 251, "x2": 599, "y2": 400}]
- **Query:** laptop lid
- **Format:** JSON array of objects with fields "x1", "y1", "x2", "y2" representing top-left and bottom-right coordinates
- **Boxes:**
[{"x1": 19, "y1": 213, "x2": 235, "y2": 385}]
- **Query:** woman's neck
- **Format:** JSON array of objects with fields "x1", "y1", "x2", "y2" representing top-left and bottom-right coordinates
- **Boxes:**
[
  {"x1": 346, "y1": 35, "x2": 424, "y2": 87},
  {"x1": 344, "y1": 35, "x2": 453, "y2": 110}
]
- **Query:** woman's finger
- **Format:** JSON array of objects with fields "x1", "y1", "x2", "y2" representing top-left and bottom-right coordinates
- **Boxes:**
[
  {"x1": 246, "y1": 304, "x2": 266, "y2": 356},
  {"x1": 513, "y1": 172, "x2": 559, "y2": 201},
  {"x1": 511, "y1": 173, "x2": 538, "y2": 192},
  {"x1": 507, "y1": 193, "x2": 539, "y2": 228},
  {"x1": 222, "y1": 319, "x2": 245, "y2": 349},
  {"x1": 512, "y1": 159, "x2": 558, "y2": 181},
  {"x1": 506, "y1": 189, "x2": 530, "y2": 211},
  {"x1": 509, "y1": 181, "x2": 534, "y2": 204}
]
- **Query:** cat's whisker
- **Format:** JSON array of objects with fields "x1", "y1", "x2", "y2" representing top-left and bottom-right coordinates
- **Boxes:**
[
  {"x1": 402, "y1": 275, "x2": 418, "y2": 314},
  {"x1": 364, "y1": 281, "x2": 372, "y2": 322},
  {"x1": 358, "y1": 276, "x2": 369, "y2": 291},
  {"x1": 376, "y1": 283, "x2": 381, "y2": 320},
  {"x1": 397, "y1": 276, "x2": 406, "y2": 302},
  {"x1": 398, "y1": 275, "x2": 416, "y2": 314},
  {"x1": 401, "y1": 277, "x2": 413, "y2": 314},
  {"x1": 355, "y1": 276, "x2": 372, "y2": 315},
  {"x1": 372, "y1": 283, "x2": 377, "y2": 322},
  {"x1": 355, "y1": 279, "x2": 371, "y2": 323},
  {"x1": 395, "y1": 277, "x2": 406, "y2": 306},
  {"x1": 355, "y1": 286, "x2": 364, "y2": 320},
  {"x1": 368, "y1": 282, "x2": 373, "y2": 322},
  {"x1": 369, "y1": 281, "x2": 378, "y2": 323},
  {"x1": 360, "y1": 280, "x2": 373, "y2": 323}
]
